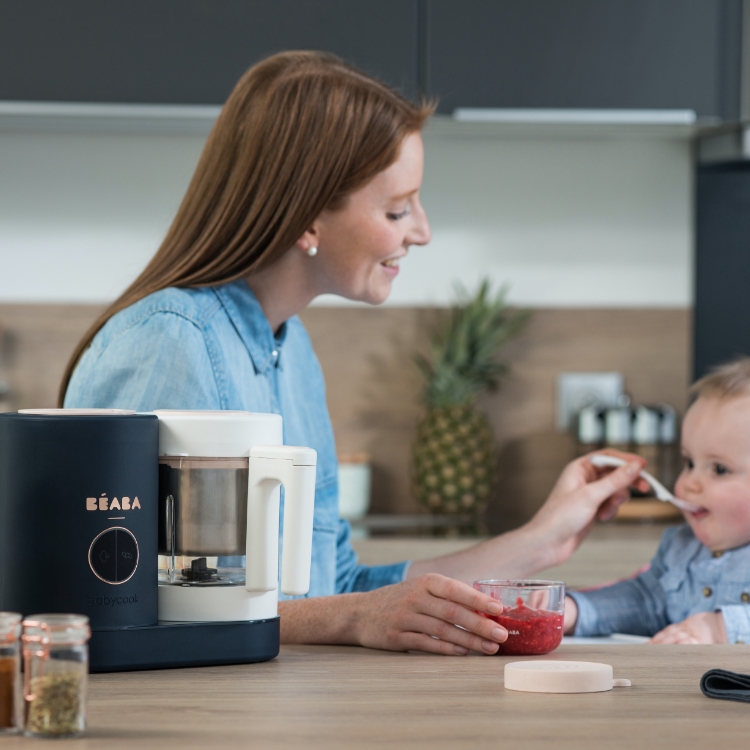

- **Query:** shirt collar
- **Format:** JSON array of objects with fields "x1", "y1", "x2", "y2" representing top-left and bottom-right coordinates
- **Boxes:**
[{"x1": 212, "y1": 279, "x2": 287, "y2": 374}]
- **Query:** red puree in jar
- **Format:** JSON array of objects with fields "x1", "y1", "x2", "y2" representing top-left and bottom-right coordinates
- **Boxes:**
[{"x1": 486, "y1": 597, "x2": 563, "y2": 655}]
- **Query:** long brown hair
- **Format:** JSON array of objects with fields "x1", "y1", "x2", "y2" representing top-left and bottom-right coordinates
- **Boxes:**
[{"x1": 59, "y1": 51, "x2": 434, "y2": 405}]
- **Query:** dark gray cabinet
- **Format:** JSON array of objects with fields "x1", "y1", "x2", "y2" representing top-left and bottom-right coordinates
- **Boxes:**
[
  {"x1": 0, "y1": 0, "x2": 420, "y2": 104},
  {"x1": 426, "y1": 0, "x2": 743, "y2": 118},
  {"x1": 694, "y1": 162, "x2": 750, "y2": 378},
  {"x1": 2, "y1": 0, "x2": 745, "y2": 119}
]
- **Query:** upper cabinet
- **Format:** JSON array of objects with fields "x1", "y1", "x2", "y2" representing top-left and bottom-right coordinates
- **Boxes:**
[
  {"x1": 425, "y1": 0, "x2": 743, "y2": 119},
  {"x1": 2, "y1": 0, "x2": 745, "y2": 125},
  {"x1": 0, "y1": 0, "x2": 420, "y2": 104}
]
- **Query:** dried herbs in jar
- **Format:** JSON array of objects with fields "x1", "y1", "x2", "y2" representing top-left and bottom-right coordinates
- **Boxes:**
[
  {"x1": 22, "y1": 614, "x2": 90, "y2": 738},
  {"x1": 26, "y1": 673, "x2": 85, "y2": 736}
]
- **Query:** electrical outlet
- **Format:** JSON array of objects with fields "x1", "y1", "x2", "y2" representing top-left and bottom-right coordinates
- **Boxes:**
[{"x1": 556, "y1": 372, "x2": 624, "y2": 431}]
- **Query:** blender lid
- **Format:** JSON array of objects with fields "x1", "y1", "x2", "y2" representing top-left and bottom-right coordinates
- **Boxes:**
[{"x1": 155, "y1": 410, "x2": 283, "y2": 458}]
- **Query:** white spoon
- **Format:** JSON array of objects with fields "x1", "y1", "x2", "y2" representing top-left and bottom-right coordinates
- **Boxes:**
[{"x1": 589, "y1": 454, "x2": 702, "y2": 514}]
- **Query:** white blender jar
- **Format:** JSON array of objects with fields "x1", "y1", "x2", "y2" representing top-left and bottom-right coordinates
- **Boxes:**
[{"x1": 155, "y1": 411, "x2": 316, "y2": 623}]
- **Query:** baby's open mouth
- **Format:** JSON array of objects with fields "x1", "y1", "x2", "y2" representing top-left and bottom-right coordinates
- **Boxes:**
[{"x1": 689, "y1": 506, "x2": 709, "y2": 518}]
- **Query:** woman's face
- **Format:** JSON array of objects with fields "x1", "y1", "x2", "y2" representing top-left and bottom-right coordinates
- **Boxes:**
[{"x1": 307, "y1": 132, "x2": 431, "y2": 305}]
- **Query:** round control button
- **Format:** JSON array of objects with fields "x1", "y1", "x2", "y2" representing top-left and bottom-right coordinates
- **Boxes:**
[{"x1": 88, "y1": 527, "x2": 139, "y2": 585}]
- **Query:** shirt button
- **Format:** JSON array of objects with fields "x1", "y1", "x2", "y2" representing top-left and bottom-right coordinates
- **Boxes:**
[
  {"x1": 713, "y1": 551, "x2": 724, "y2": 558},
  {"x1": 272, "y1": 350, "x2": 278, "y2": 357},
  {"x1": 703, "y1": 587, "x2": 713, "y2": 598},
  {"x1": 742, "y1": 592, "x2": 750, "y2": 604}
]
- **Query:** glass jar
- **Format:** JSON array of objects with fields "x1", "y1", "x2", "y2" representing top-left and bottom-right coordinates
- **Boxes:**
[
  {"x1": 0, "y1": 612, "x2": 22, "y2": 734},
  {"x1": 22, "y1": 614, "x2": 90, "y2": 738},
  {"x1": 158, "y1": 456, "x2": 250, "y2": 586},
  {"x1": 473, "y1": 580, "x2": 566, "y2": 656}
]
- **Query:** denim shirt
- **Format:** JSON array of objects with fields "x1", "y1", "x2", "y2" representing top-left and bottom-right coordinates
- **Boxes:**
[
  {"x1": 65, "y1": 280, "x2": 409, "y2": 598},
  {"x1": 569, "y1": 524, "x2": 750, "y2": 643}
]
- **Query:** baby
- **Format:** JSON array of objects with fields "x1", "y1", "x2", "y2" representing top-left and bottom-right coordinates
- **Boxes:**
[{"x1": 564, "y1": 357, "x2": 750, "y2": 644}]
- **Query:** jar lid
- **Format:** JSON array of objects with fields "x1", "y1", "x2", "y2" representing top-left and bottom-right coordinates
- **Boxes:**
[
  {"x1": 0, "y1": 612, "x2": 22, "y2": 642},
  {"x1": 22, "y1": 614, "x2": 90, "y2": 647},
  {"x1": 504, "y1": 661, "x2": 631, "y2": 693}
]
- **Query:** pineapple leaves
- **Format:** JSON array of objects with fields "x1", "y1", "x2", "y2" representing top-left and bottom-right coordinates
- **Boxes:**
[{"x1": 417, "y1": 279, "x2": 531, "y2": 408}]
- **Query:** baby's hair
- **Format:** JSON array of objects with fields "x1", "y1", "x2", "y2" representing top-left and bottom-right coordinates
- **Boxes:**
[{"x1": 689, "y1": 356, "x2": 750, "y2": 404}]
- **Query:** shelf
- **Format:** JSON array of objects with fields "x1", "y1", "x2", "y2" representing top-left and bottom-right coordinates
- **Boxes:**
[
  {"x1": 426, "y1": 108, "x2": 717, "y2": 140},
  {"x1": 0, "y1": 101, "x2": 221, "y2": 136},
  {"x1": 348, "y1": 514, "x2": 476, "y2": 530},
  {"x1": 348, "y1": 514, "x2": 486, "y2": 537},
  {"x1": 0, "y1": 101, "x2": 726, "y2": 140}
]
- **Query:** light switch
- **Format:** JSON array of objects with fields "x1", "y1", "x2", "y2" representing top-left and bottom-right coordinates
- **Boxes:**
[{"x1": 556, "y1": 372, "x2": 624, "y2": 431}]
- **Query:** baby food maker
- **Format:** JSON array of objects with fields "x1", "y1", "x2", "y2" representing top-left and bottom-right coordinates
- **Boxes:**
[
  {"x1": 155, "y1": 410, "x2": 316, "y2": 622},
  {"x1": 0, "y1": 408, "x2": 316, "y2": 673}
]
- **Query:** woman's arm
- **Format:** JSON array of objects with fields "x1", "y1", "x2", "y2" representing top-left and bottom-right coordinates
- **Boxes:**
[
  {"x1": 406, "y1": 451, "x2": 647, "y2": 584},
  {"x1": 280, "y1": 451, "x2": 647, "y2": 654},
  {"x1": 279, "y1": 573, "x2": 509, "y2": 655}
]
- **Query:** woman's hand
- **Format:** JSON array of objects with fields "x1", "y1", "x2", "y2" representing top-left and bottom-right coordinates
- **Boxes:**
[
  {"x1": 523, "y1": 449, "x2": 650, "y2": 568},
  {"x1": 279, "y1": 573, "x2": 509, "y2": 655},
  {"x1": 649, "y1": 612, "x2": 728, "y2": 644},
  {"x1": 352, "y1": 574, "x2": 508, "y2": 655}
]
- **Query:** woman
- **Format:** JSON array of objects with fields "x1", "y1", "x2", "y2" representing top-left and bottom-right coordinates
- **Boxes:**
[{"x1": 62, "y1": 52, "x2": 646, "y2": 656}]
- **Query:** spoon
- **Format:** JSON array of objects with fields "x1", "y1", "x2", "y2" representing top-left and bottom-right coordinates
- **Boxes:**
[{"x1": 589, "y1": 454, "x2": 702, "y2": 513}]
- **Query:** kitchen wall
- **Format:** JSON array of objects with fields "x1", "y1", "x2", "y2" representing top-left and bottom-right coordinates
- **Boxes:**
[
  {"x1": 0, "y1": 123, "x2": 693, "y2": 526},
  {"x1": 0, "y1": 124, "x2": 692, "y2": 306},
  {"x1": 0, "y1": 302, "x2": 689, "y2": 530}
]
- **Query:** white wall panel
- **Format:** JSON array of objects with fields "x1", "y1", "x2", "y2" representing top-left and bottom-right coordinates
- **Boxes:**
[{"x1": 0, "y1": 128, "x2": 692, "y2": 306}]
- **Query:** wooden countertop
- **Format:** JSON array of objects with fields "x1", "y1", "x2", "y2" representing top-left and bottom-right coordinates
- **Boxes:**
[{"x1": 7, "y1": 643, "x2": 750, "y2": 749}]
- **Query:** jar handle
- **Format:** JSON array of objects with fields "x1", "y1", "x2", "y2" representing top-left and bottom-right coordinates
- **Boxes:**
[
  {"x1": 23, "y1": 646, "x2": 48, "y2": 702},
  {"x1": 245, "y1": 446, "x2": 316, "y2": 595}
]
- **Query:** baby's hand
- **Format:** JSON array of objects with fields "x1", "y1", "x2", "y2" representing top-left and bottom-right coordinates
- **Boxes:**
[{"x1": 649, "y1": 612, "x2": 727, "y2": 644}]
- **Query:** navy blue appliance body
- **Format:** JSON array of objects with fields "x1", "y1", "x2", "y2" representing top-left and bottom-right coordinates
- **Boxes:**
[{"x1": 0, "y1": 413, "x2": 158, "y2": 629}]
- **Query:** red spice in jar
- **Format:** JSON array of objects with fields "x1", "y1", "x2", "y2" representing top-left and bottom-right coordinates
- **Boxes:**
[
  {"x1": 486, "y1": 597, "x2": 563, "y2": 655},
  {"x1": 0, "y1": 658, "x2": 14, "y2": 729}
]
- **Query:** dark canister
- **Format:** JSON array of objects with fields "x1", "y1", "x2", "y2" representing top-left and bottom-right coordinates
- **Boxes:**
[{"x1": 0, "y1": 410, "x2": 158, "y2": 629}]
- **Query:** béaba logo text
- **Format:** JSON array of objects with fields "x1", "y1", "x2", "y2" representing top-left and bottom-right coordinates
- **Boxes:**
[{"x1": 86, "y1": 494, "x2": 141, "y2": 511}]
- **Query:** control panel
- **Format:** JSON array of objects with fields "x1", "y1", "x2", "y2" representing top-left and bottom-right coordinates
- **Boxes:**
[{"x1": 88, "y1": 527, "x2": 139, "y2": 584}]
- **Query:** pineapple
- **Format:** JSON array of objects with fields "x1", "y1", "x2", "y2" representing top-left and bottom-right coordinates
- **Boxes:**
[{"x1": 412, "y1": 280, "x2": 530, "y2": 515}]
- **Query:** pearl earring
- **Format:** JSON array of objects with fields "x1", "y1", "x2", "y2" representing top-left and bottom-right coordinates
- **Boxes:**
[{"x1": 307, "y1": 246, "x2": 318, "y2": 257}]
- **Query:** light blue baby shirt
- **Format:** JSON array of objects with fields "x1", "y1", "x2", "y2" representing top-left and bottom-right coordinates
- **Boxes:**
[
  {"x1": 569, "y1": 524, "x2": 750, "y2": 643},
  {"x1": 65, "y1": 279, "x2": 409, "y2": 598}
]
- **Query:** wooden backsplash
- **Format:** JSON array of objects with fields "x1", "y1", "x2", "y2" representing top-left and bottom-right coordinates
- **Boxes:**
[{"x1": 0, "y1": 304, "x2": 690, "y2": 531}]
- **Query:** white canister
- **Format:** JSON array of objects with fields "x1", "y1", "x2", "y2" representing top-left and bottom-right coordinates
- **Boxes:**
[
  {"x1": 632, "y1": 406, "x2": 660, "y2": 445},
  {"x1": 337, "y1": 454, "x2": 371, "y2": 520},
  {"x1": 604, "y1": 407, "x2": 632, "y2": 445}
]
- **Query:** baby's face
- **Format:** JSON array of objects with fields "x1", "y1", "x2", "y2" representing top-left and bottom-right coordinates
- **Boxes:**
[{"x1": 675, "y1": 394, "x2": 750, "y2": 551}]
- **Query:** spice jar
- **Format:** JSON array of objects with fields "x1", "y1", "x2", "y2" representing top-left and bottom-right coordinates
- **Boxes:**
[
  {"x1": 22, "y1": 614, "x2": 90, "y2": 738},
  {"x1": 0, "y1": 612, "x2": 22, "y2": 734}
]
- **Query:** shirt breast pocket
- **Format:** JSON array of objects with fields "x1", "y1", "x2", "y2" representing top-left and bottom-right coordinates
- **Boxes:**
[{"x1": 659, "y1": 568, "x2": 691, "y2": 623}]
